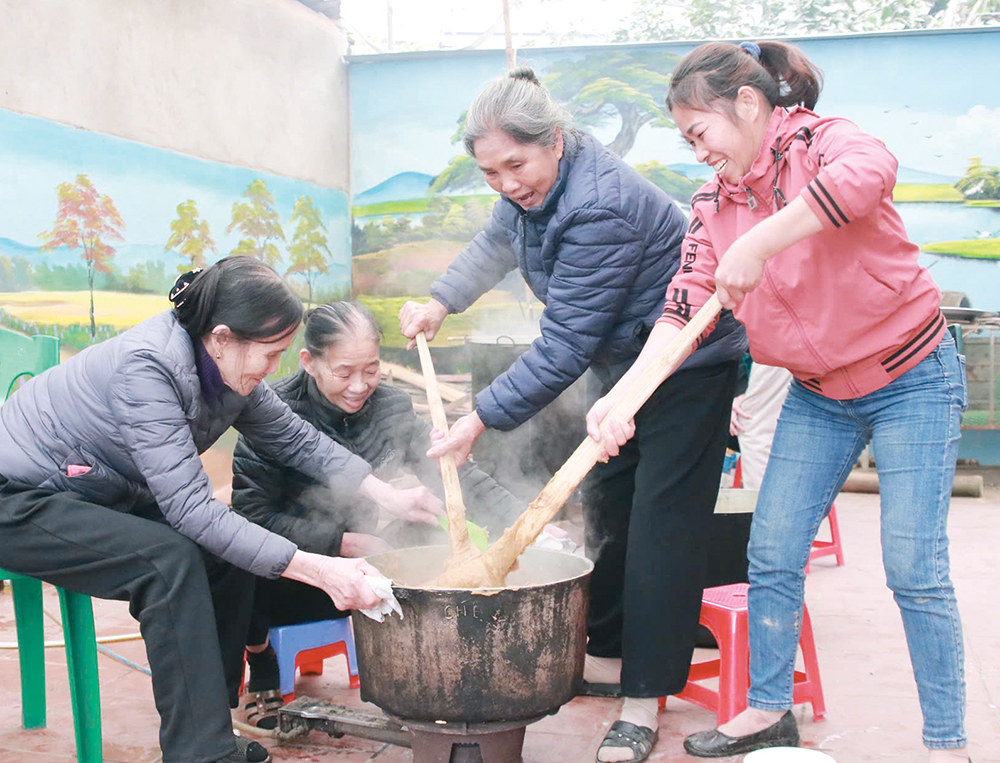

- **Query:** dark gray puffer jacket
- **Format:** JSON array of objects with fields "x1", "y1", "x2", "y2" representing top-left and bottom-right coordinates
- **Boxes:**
[
  {"x1": 0, "y1": 311, "x2": 372, "y2": 578},
  {"x1": 230, "y1": 371, "x2": 524, "y2": 552},
  {"x1": 431, "y1": 131, "x2": 747, "y2": 431}
]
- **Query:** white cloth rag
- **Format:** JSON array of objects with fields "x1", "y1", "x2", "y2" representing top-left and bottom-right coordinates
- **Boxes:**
[
  {"x1": 358, "y1": 574, "x2": 404, "y2": 622},
  {"x1": 532, "y1": 530, "x2": 579, "y2": 555}
]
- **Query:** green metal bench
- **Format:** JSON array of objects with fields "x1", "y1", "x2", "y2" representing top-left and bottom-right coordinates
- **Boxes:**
[{"x1": 0, "y1": 326, "x2": 103, "y2": 762}]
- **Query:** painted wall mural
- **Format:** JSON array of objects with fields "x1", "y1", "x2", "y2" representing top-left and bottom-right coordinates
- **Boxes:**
[
  {"x1": 0, "y1": 107, "x2": 352, "y2": 351},
  {"x1": 348, "y1": 29, "x2": 1000, "y2": 321}
]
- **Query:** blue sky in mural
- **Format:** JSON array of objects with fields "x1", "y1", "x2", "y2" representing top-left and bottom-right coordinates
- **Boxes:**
[
  {"x1": 0, "y1": 107, "x2": 351, "y2": 288},
  {"x1": 350, "y1": 30, "x2": 1000, "y2": 195}
]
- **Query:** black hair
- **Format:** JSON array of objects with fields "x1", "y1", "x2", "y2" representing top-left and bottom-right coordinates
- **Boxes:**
[
  {"x1": 303, "y1": 301, "x2": 381, "y2": 357},
  {"x1": 169, "y1": 256, "x2": 303, "y2": 345},
  {"x1": 666, "y1": 40, "x2": 823, "y2": 116}
]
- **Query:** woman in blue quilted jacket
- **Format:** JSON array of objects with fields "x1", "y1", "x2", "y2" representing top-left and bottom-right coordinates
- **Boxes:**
[{"x1": 398, "y1": 68, "x2": 747, "y2": 763}]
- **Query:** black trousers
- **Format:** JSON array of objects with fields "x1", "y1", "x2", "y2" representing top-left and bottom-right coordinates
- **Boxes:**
[
  {"x1": 246, "y1": 576, "x2": 347, "y2": 647},
  {"x1": 583, "y1": 359, "x2": 739, "y2": 698},
  {"x1": 0, "y1": 479, "x2": 253, "y2": 763}
]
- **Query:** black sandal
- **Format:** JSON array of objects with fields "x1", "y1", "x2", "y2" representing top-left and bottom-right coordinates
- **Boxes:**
[
  {"x1": 244, "y1": 689, "x2": 283, "y2": 730},
  {"x1": 596, "y1": 720, "x2": 658, "y2": 763}
]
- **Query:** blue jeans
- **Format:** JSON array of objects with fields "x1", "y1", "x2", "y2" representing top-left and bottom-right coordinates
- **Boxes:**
[{"x1": 746, "y1": 334, "x2": 968, "y2": 750}]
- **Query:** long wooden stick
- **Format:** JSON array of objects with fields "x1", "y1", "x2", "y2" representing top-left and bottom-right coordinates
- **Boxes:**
[
  {"x1": 415, "y1": 333, "x2": 475, "y2": 562},
  {"x1": 436, "y1": 294, "x2": 723, "y2": 588}
]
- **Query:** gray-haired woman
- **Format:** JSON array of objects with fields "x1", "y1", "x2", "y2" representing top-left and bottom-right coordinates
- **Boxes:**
[
  {"x1": 230, "y1": 301, "x2": 530, "y2": 726},
  {"x1": 399, "y1": 68, "x2": 748, "y2": 763}
]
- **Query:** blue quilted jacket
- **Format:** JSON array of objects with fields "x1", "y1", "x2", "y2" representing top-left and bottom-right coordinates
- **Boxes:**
[
  {"x1": 431, "y1": 131, "x2": 747, "y2": 431},
  {"x1": 0, "y1": 311, "x2": 372, "y2": 578}
]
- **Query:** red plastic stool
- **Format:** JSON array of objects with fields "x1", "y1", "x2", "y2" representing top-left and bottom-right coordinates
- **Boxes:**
[
  {"x1": 266, "y1": 618, "x2": 360, "y2": 702},
  {"x1": 806, "y1": 503, "x2": 845, "y2": 573},
  {"x1": 659, "y1": 583, "x2": 825, "y2": 724}
]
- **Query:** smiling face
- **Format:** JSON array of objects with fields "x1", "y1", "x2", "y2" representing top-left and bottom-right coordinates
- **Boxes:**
[
  {"x1": 671, "y1": 87, "x2": 770, "y2": 186},
  {"x1": 301, "y1": 333, "x2": 381, "y2": 414},
  {"x1": 210, "y1": 327, "x2": 297, "y2": 397},
  {"x1": 473, "y1": 128, "x2": 564, "y2": 210}
]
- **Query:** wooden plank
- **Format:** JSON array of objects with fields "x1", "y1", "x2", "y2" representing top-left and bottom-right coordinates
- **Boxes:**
[{"x1": 380, "y1": 360, "x2": 466, "y2": 402}]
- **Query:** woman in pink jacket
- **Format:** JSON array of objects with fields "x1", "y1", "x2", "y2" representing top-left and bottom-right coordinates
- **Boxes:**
[{"x1": 588, "y1": 41, "x2": 969, "y2": 762}]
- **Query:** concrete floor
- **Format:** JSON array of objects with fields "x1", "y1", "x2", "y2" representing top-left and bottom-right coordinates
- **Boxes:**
[{"x1": 1, "y1": 481, "x2": 998, "y2": 762}]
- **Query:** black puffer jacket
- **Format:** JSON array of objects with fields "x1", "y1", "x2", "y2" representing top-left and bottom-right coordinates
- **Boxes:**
[{"x1": 231, "y1": 370, "x2": 525, "y2": 555}]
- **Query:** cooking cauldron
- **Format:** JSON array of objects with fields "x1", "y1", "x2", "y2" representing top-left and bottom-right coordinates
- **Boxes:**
[{"x1": 353, "y1": 545, "x2": 592, "y2": 723}]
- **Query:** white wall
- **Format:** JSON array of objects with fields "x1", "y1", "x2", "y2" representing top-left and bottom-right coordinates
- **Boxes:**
[{"x1": 0, "y1": 0, "x2": 350, "y2": 192}]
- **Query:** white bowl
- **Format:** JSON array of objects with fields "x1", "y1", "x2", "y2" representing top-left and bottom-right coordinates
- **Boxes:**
[{"x1": 743, "y1": 749, "x2": 836, "y2": 762}]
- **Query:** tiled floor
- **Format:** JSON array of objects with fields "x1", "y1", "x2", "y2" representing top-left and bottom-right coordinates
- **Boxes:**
[{"x1": 1, "y1": 476, "x2": 998, "y2": 762}]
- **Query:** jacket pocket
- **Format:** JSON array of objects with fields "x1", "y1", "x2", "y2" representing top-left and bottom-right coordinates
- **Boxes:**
[{"x1": 40, "y1": 451, "x2": 133, "y2": 506}]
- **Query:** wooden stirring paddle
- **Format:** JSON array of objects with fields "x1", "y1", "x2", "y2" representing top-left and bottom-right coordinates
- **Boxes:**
[
  {"x1": 435, "y1": 294, "x2": 724, "y2": 589},
  {"x1": 415, "y1": 332, "x2": 480, "y2": 575}
]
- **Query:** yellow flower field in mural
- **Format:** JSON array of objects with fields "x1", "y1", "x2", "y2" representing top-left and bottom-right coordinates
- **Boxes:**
[{"x1": 0, "y1": 291, "x2": 166, "y2": 329}]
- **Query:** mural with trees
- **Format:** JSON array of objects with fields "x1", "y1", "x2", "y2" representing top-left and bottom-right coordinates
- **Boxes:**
[{"x1": 0, "y1": 106, "x2": 352, "y2": 351}]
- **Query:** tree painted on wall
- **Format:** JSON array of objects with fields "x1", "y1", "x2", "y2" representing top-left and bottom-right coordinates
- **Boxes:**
[
  {"x1": 430, "y1": 110, "x2": 485, "y2": 195},
  {"x1": 167, "y1": 199, "x2": 217, "y2": 271},
  {"x1": 285, "y1": 195, "x2": 331, "y2": 308},
  {"x1": 227, "y1": 179, "x2": 285, "y2": 266},
  {"x1": 38, "y1": 174, "x2": 125, "y2": 338},
  {"x1": 544, "y1": 51, "x2": 678, "y2": 159}
]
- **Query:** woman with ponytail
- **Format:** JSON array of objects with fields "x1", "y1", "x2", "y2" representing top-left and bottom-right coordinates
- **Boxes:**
[
  {"x1": 0, "y1": 256, "x2": 444, "y2": 763},
  {"x1": 589, "y1": 41, "x2": 969, "y2": 761},
  {"x1": 399, "y1": 67, "x2": 748, "y2": 763}
]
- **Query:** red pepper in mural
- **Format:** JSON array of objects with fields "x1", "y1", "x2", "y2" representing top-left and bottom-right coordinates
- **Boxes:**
[{"x1": 38, "y1": 174, "x2": 126, "y2": 338}]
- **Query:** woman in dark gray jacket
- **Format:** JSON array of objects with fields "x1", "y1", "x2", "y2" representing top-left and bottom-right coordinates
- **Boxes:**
[
  {"x1": 231, "y1": 301, "x2": 529, "y2": 725},
  {"x1": 398, "y1": 69, "x2": 747, "y2": 763},
  {"x1": 0, "y1": 257, "x2": 442, "y2": 763}
]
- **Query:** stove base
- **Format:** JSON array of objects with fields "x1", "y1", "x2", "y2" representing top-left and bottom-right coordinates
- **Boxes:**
[{"x1": 277, "y1": 697, "x2": 541, "y2": 762}]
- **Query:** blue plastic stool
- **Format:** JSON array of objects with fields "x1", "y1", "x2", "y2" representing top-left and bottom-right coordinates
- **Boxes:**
[{"x1": 268, "y1": 618, "x2": 360, "y2": 700}]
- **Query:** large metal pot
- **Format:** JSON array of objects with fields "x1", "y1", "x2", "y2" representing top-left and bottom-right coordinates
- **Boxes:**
[{"x1": 354, "y1": 545, "x2": 592, "y2": 723}]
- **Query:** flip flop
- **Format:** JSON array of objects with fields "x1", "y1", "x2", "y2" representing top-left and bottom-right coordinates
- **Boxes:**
[
  {"x1": 243, "y1": 689, "x2": 283, "y2": 730},
  {"x1": 596, "y1": 720, "x2": 658, "y2": 763}
]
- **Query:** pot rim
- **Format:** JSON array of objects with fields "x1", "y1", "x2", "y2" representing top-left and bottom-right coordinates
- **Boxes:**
[{"x1": 364, "y1": 544, "x2": 594, "y2": 593}]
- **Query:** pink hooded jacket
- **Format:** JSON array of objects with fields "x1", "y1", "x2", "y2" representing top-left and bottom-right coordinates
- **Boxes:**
[{"x1": 658, "y1": 106, "x2": 944, "y2": 400}]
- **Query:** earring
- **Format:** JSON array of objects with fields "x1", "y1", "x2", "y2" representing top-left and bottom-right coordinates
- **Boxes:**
[{"x1": 216, "y1": 352, "x2": 221, "y2": 360}]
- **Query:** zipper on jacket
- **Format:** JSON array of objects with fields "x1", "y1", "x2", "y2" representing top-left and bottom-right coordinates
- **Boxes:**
[
  {"x1": 743, "y1": 186, "x2": 757, "y2": 210},
  {"x1": 762, "y1": 266, "x2": 831, "y2": 375}
]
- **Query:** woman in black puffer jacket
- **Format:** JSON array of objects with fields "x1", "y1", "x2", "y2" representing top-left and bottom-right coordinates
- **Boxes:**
[{"x1": 230, "y1": 301, "x2": 527, "y2": 724}]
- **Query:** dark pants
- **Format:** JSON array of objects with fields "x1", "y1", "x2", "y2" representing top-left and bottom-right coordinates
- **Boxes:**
[
  {"x1": 0, "y1": 479, "x2": 252, "y2": 763},
  {"x1": 583, "y1": 359, "x2": 738, "y2": 698},
  {"x1": 246, "y1": 576, "x2": 347, "y2": 646}
]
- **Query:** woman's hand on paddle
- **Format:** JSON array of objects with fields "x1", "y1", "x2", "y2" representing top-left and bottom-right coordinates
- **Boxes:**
[
  {"x1": 426, "y1": 410, "x2": 485, "y2": 467},
  {"x1": 714, "y1": 234, "x2": 767, "y2": 310},
  {"x1": 282, "y1": 551, "x2": 384, "y2": 611},
  {"x1": 398, "y1": 299, "x2": 449, "y2": 351},
  {"x1": 586, "y1": 395, "x2": 636, "y2": 462}
]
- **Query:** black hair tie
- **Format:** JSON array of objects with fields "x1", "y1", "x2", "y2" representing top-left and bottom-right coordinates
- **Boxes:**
[{"x1": 169, "y1": 268, "x2": 203, "y2": 307}]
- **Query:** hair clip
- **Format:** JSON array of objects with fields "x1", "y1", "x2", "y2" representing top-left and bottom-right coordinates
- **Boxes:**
[
  {"x1": 169, "y1": 267, "x2": 204, "y2": 306},
  {"x1": 739, "y1": 41, "x2": 762, "y2": 61}
]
